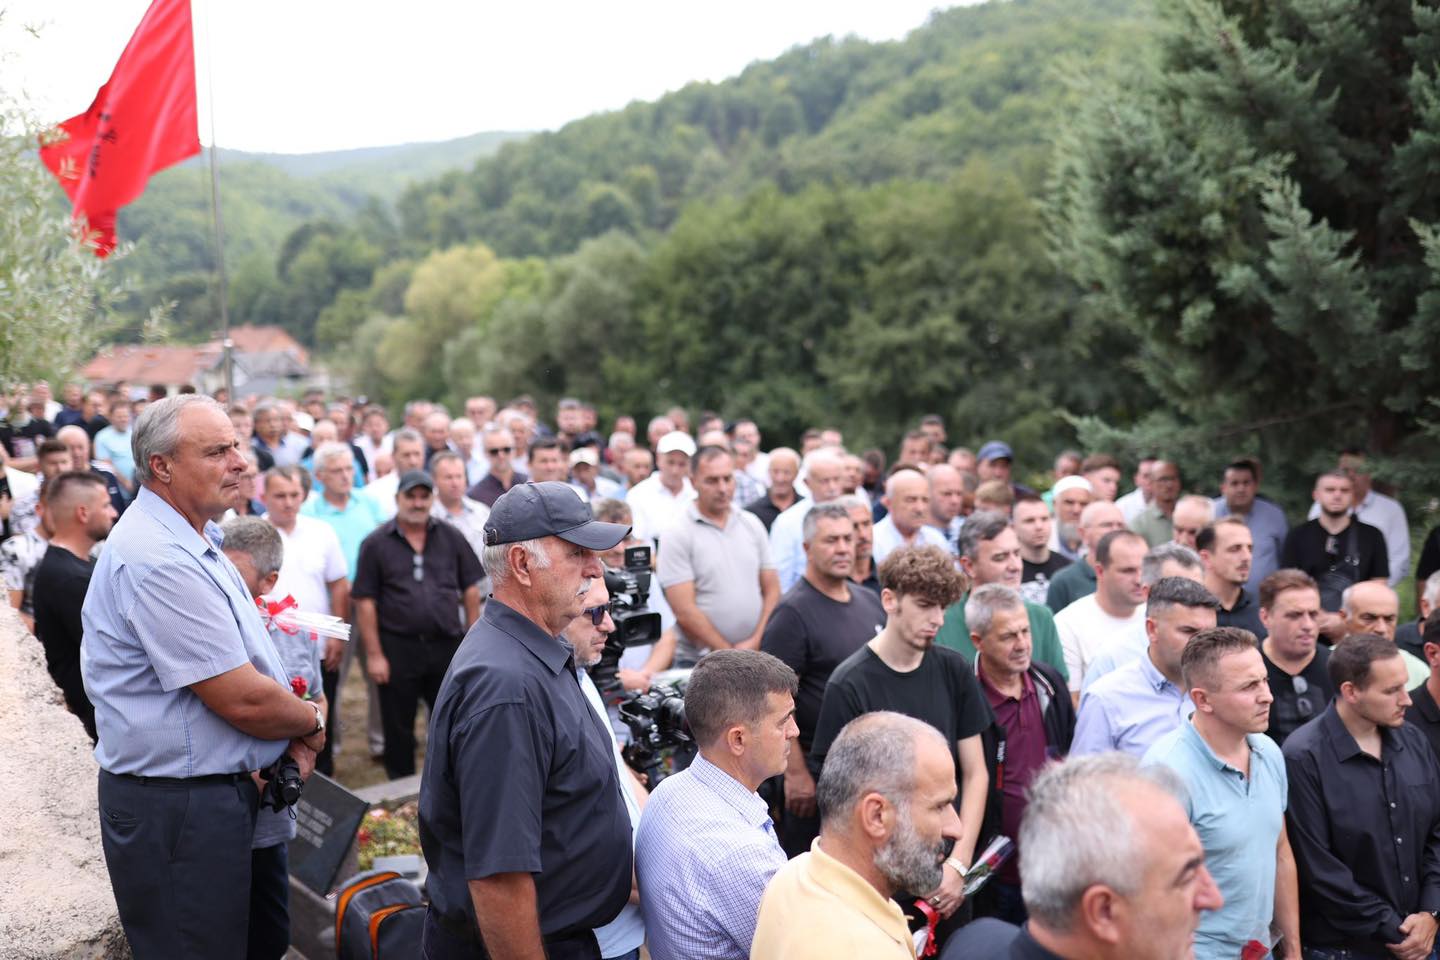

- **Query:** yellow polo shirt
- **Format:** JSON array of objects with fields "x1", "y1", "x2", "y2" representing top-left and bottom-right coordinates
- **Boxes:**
[{"x1": 750, "y1": 839, "x2": 915, "y2": 959}]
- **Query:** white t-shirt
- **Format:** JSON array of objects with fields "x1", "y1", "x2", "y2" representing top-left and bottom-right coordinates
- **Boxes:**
[
  {"x1": 625, "y1": 473, "x2": 695, "y2": 546},
  {"x1": 1056, "y1": 593, "x2": 1146, "y2": 691},
  {"x1": 272, "y1": 514, "x2": 348, "y2": 616}
]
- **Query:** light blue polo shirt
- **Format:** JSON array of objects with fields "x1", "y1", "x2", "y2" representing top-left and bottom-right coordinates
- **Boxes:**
[
  {"x1": 1144, "y1": 721, "x2": 1288, "y2": 959},
  {"x1": 301, "y1": 489, "x2": 383, "y2": 582},
  {"x1": 81, "y1": 486, "x2": 291, "y2": 777}
]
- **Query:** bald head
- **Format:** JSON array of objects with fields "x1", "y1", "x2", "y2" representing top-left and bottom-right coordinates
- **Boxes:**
[
  {"x1": 1343, "y1": 580, "x2": 1399, "y2": 642},
  {"x1": 56, "y1": 424, "x2": 92, "y2": 465},
  {"x1": 885, "y1": 469, "x2": 930, "y2": 536},
  {"x1": 1077, "y1": 500, "x2": 1126, "y2": 553}
]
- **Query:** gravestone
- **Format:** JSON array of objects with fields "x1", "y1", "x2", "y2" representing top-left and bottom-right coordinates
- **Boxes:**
[{"x1": 288, "y1": 772, "x2": 369, "y2": 894}]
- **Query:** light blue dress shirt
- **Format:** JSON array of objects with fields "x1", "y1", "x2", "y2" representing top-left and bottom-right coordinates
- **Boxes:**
[
  {"x1": 769, "y1": 499, "x2": 815, "y2": 593},
  {"x1": 301, "y1": 489, "x2": 383, "y2": 583},
  {"x1": 252, "y1": 606, "x2": 325, "y2": 849},
  {"x1": 1144, "y1": 723, "x2": 1288, "y2": 959},
  {"x1": 635, "y1": 754, "x2": 787, "y2": 960},
  {"x1": 81, "y1": 487, "x2": 291, "y2": 777},
  {"x1": 871, "y1": 514, "x2": 951, "y2": 566},
  {"x1": 1071, "y1": 650, "x2": 1194, "y2": 758},
  {"x1": 1213, "y1": 496, "x2": 1289, "y2": 594}
]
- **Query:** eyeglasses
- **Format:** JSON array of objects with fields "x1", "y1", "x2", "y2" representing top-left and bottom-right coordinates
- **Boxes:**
[
  {"x1": 413, "y1": 554, "x2": 424, "y2": 583},
  {"x1": 487, "y1": 447, "x2": 513, "y2": 455},
  {"x1": 581, "y1": 606, "x2": 606, "y2": 626}
]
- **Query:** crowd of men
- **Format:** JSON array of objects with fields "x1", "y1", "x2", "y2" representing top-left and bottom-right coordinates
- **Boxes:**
[{"x1": 4, "y1": 379, "x2": 1440, "y2": 960}]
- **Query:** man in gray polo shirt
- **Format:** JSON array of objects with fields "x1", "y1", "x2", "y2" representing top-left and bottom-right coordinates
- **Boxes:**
[{"x1": 659, "y1": 445, "x2": 779, "y2": 667}]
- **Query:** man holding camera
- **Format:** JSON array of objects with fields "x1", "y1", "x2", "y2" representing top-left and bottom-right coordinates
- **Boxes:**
[
  {"x1": 419, "y1": 482, "x2": 634, "y2": 960},
  {"x1": 81, "y1": 396, "x2": 326, "y2": 959}
]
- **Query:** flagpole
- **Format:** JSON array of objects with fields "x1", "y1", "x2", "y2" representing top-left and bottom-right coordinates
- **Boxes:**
[{"x1": 200, "y1": 0, "x2": 233, "y2": 400}]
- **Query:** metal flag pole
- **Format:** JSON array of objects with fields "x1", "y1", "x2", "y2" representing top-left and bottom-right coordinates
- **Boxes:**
[{"x1": 200, "y1": 0, "x2": 233, "y2": 399}]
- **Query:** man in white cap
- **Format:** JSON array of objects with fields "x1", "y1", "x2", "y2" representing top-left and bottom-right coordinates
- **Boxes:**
[
  {"x1": 1048, "y1": 475, "x2": 1093, "y2": 562},
  {"x1": 569, "y1": 446, "x2": 621, "y2": 502},
  {"x1": 625, "y1": 430, "x2": 696, "y2": 546}
]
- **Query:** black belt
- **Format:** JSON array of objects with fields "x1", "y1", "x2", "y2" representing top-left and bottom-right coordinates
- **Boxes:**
[
  {"x1": 110, "y1": 771, "x2": 249, "y2": 787},
  {"x1": 432, "y1": 909, "x2": 595, "y2": 949}
]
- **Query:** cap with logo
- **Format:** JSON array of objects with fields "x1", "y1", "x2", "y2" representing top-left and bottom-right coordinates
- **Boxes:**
[{"x1": 484, "y1": 481, "x2": 630, "y2": 550}]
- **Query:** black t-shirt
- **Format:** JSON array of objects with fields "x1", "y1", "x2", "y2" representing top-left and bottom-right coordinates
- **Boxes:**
[
  {"x1": 761, "y1": 578, "x2": 887, "y2": 750},
  {"x1": 1262, "y1": 642, "x2": 1333, "y2": 747},
  {"x1": 353, "y1": 519, "x2": 485, "y2": 638},
  {"x1": 808, "y1": 643, "x2": 994, "y2": 784},
  {"x1": 32, "y1": 544, "x2": 97, "y2": 739},
  {"x1": 746, "y1": 493, "x2": 802, "y2": 533},
  {"x1": 1021, "y1": 553, "x2": 1071, "y2": 607},
  {"x1": 1281, "y1": 518, "x2": 1389, "y2": 610}
]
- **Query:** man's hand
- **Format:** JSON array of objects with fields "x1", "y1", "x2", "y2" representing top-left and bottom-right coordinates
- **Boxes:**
[
  {"x1": 924, "y1": 862, "x2": 966, "y2": 920},
  {"x1": 367, "y1": 651, "x2": 391, "y2": 685},
  {"x1": 1389, "y1": 912, "x2": 1438, "y2": 960},
  {"x1": 1273, "y1": 936, "x2": 1301, "y2": 960},
  {"x1": 1317, "y1": 611, "x2": 1348, "y2": 644},
  {"x1": 0, "y1": 493, "x2": 11, "y2": 521},
  {"x1": 735, "y1": 632, "x2": 762, "y2": 651},
  {"x1": 617, "y1": 668, "x2": 651, "y2": 692},
  {"x1": 324, "y1": 637, "x2": 345, "y2": 672},
  {"x1": 784, "y1": 763, "x2": 817, "y2": 818},
  {"x1": 287, "y1": 740, "x2": 317, "y2": 781}
]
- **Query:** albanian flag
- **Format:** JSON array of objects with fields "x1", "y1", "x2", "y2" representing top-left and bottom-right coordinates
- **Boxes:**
[{"x1": 38, "y1": 0, "x2": 200, "y2": 256}]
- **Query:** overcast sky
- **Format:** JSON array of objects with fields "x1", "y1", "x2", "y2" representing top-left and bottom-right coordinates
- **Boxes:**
[{"x1": 4, "y1": 1, "x2": 968, "y2": 154}]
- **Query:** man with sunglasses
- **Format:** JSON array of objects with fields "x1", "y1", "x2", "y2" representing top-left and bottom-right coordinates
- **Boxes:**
[
  {"x1": 468, "y1": 425, "x2": 529, "y2": 508},
  {"x1": 1258, "y1": 569, "x2": 1335, "y2": 747},
  {"x1": 353, "y1": 469, "x2": 483, "y2": 779}
]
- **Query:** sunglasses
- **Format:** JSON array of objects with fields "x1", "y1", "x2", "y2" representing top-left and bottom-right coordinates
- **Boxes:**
[
  {"x1": 1293, "y1": 675, "x2": 1314, "y2": 718},
  {"x1": 487, "y1": 446, "x2": 513, "y2": 455},
  {"x1": 413, "y1": 554, "x2": 424, "y2": 583},
  {"x1": 581, "y1": 606, "x2": 607, "y2": 626}
]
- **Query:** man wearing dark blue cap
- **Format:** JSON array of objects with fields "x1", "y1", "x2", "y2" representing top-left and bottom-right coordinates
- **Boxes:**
[
  {"x1": 419, "y1": 481, "x2": 635, "y2": 960},
  {"x1": 978, "y1": 441, "x2": 1035, "y2": 500}
]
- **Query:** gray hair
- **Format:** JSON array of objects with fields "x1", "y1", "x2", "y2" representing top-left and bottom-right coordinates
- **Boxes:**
[
  {"x1": 830, "y1": 493, "x2": 872, "y2": 516},
  {"x1": 1174, "y1": 494, "x2": 1215, "y2": 521},
  {"x1": 965, "y1": 583, "x2": 1026, "y2": 638},
  {"x1": 220, "y1": 515, "x2": 284, "y2": 580},
  {"x1": 392, "y1": 427, "x2": 424, "y2": 451},
  {"x1": 802, "y1": 502, "x2": 854, "y2": 544},
  {"x1": 481, "y1": 537, "x2": 551, "y2": 591},
  {"x1": 957, "y1": 510, "x2": 1011, "y2": 561},
  {"x1": 1145, "y1": 575, "x2": 1220, "y2": 618},
  {"x1": 1141, "y1": 543, "x2": 1202, "y2": 585},
  {"x1": 817, "y1": 712, "x2": 948, "y2": 828},
  {"x1": 1423, "y1": 571, "x2": 1440, "y2": 611},
  {"x1": 133, "y1": 394, "x2": 226, "y2": 485},
  {"x1": 1020, "y1": 753, "x2": 1187, "y2": 930},
  {"x1": 314, "y1": 441, "x2": 354, "y2": 471}
]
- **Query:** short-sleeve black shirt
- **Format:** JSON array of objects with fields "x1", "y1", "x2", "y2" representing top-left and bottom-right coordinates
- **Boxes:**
[
  {"x1": 418, "y1": 599, "x2": 632, "y2": 941},
  {"x1": 1281, "y1": 518, "x2": 1389, "y2": 610},
  {"x1": 808, "y1": 643, "x2": 994, "y2": 784},
  {"x1": 352, "y1": 518, "x2": 483, "y2": 639},
  {"x1": 1261, "y1": 642, "x2": 1334, "y2": 747},
  {"x1": 760, "y1": 578, "x2": 887, "y2": 751},
  {"x1": 1216, "y1": 586, "x2": 1267, "y2": 641},
  {"x1": 32, "y1": 544, "x2": 96, "y2": 737}
]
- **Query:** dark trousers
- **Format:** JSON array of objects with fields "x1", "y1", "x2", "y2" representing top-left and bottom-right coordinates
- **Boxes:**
[
  {"x1": 316, "y1": 665, "x2": 339, "y2": 775},
  {"x1": 248, "y1": 843, "x2": 290, "y2": 960},
  {"x1": 98, "y1": 769, "x2": 259, "y2": 960},
  {"x1": 422, "y1": 908, "x2": 600, "y2": 960},
  {"x1": 378, "y1": 631, "x2": 461, "y2": 779}
]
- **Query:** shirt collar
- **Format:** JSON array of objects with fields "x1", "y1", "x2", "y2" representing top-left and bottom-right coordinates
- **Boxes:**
[
  {"x1": 686, "y1": 501, "x2": 730, "y2": 530},
  {"x1": 483, "y1": 597, "x2": 573, "y2": 676},
  {"x1": 1179, "y1": 720, "x2": 1264, "y2": 775},
  {"x1": 977, "y1": 657, "x2": 1036, "y2": 707},
  {"x1": 687, "y1": 754, "x2": 773, "y2": 829},
  {"x1": 803, "y1": 839, "x2": 913, "y2": 951},
  {"x1": 1322, "y1": 701, "x2": 1404, "y2": 762},
  {"x1": 1138, "y1": 650, "x2": 1180, "y2": 694},
  {"x1": 1415, "y1": 683, "x2": 1440, "y2": 725},
  {"x1": 135, "y1": 486, "x2": 220, "y2": 557}
]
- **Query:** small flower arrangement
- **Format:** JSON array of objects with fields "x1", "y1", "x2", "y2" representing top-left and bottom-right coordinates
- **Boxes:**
[
  {"x1": 355, "y1": 801, "x2": 421, "y2": 870},
  {"x1": 290, "y1": 676, "x2": 313, "y2": 700}
]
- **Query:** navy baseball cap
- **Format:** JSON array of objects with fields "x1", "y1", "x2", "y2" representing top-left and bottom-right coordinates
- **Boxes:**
[
  {"x1": 484, "y1": 481, "x2": 630, "y2": 550},
  {"x1": 977, "y1": 441, "x2": 1014, "y2": 462}
]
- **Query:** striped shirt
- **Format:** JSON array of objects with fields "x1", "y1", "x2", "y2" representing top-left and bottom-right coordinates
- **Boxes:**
[
  {"x1": 81, "y1": 486, "x2": 291, "y2": 777},
  {"x1": 635, "y1": 754, "x2": 786, "y2": 960}
]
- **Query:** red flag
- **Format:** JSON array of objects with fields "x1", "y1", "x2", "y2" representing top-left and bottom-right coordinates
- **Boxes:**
[{"x1": 38, "y1": 0, "x2": 201, "y2": 257}]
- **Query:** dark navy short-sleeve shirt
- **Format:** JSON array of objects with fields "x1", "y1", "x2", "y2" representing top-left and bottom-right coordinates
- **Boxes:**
[{"x1": 418, "y1": 598, "x2": 632, "y2": 940}]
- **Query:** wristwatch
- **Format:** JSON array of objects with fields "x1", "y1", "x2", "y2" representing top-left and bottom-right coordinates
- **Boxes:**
[
  {"x1": 308, "y1": 701, "x2": 325, "y2": 737},
  {"x1": 944, "y1": 857, "x2": 968, "y2": 877}
]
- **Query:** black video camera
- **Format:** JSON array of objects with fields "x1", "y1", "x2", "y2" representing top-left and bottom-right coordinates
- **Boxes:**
[
  {"x1": 618, "y1": 681, "x2": 694, "y2": 785},
  {"x1": 590, "y1": 545, "x2": 663, "y2": 694}
]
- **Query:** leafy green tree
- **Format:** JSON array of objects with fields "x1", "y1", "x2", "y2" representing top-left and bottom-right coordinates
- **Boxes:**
[{"x1": 1048, "y1": 0, "x2": 1440, "y2": 503}]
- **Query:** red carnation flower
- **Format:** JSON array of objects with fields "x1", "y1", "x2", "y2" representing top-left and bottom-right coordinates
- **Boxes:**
[{"x1": 290, "y1": 676, "x2": 308, "y2": 698}]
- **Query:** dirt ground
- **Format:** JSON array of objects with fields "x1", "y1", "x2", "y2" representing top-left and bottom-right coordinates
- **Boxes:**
[{"x1": 329, "y1": 659, "x2": 427, "y2": 791}]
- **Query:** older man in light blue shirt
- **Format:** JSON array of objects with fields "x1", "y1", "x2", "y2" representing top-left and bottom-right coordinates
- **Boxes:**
[
  {"x1": 635, "y1": 649, "x2": 798, "y2": 960},
  {"x1": 82, "y1": 395, "x2": 327, "y2": 960},
  {"x1": 1071, "y1": 576, "x2": 1219, "y2": 757}
]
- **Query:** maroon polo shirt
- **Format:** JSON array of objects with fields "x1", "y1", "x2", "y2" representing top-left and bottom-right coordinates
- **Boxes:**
[{"x1": 978, "y1": 661, "x2": 1048, "y2": 884}]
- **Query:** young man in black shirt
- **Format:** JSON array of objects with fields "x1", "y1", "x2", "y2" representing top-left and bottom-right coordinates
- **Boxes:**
[
  {"x1": 761, "y1": 502, "x2": 886, "y2": 855},
  {"x1": 32, "y1": 471, "x2": 116, "y2": 741},
  {"x1": 809, "y1": 545, "x2": 992, "y2": 926},
  {"x1": 1282, "y1": 471, "x2": 1388, "y2": 623},
  {"x1": 1258, "y1": 569, "x2": 1334, "y2": 747},
  {"x1": 1014, "y1": 496, "x2": 1071, "y2": 607}
]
